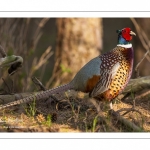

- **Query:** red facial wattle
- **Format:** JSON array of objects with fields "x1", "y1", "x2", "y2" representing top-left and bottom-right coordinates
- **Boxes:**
[{"x1": 121, "y1": 28, "x2": 132, "y2": 41}]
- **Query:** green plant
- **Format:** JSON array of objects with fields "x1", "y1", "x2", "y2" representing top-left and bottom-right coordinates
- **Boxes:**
[
  {"x1": 24, "y1": 96, "x2": 36, "y2": 117},
  {"x1": 45, "y1": 114, "x2": 52, "y2": 127},
  {"x1": 60, "y1": 64, "x2": 72, "y2": 73},
  {"x1": 92, "y1": 115, "x2": 98, "y2": 132}
]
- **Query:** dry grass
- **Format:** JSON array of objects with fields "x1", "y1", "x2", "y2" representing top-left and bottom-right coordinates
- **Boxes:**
[{"x1": 0, "y1": 90, "x2": 149, "y2": 132}]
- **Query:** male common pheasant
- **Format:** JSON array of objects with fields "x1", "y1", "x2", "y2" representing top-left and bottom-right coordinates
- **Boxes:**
[{"x1": 0, "y1": 27, "x2": 136, "y2": 110}]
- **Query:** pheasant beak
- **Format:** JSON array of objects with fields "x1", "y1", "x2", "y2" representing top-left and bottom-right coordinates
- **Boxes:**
[{"x1": 130, "y1": 31, "x2": 136, "y2": 36}]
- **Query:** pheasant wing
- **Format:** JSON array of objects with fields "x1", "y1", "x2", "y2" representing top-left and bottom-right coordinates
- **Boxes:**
[{"x1": 90, "y1": 62, "x2": 120, "y2": 98}]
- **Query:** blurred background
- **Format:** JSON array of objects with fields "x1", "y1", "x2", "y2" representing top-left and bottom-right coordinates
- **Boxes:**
[{"x1": 0, "y1": 18, "x2": 149, "y2": 93}]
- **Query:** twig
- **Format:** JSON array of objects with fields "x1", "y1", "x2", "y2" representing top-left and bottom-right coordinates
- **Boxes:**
[
  {"x1": 122, "y1": 109, "x2": 142, "y2": 116},
  {"x1": 135, "y1": 50, "x2": 149, "y2": 76},
  {"x1": 46, "y1": 56, "x2": 61, "y2": 88},
  {"x1": 26, "y1": 46, "x2": 53, "y2": 90},
  {"x1": 32, "y1": 76, "x2": 46, "y2": 91},
  {"x1": 89, "y1": 98, "x2": 118, "y2": 131},
  {"x1": 109, "y1": 109, "x2": 143, "y2": 132},
  {"x1": 0, "y1": 45, "x2": 7, "y2": 57},
  {"x1": 33, "y1": 18, "x2": 50, "y2": 50},
  {"x1": 1, "y1": 78, "x2": 11, "y2": 94},
  {"x1": 130, "y1": 18, "x2": 150, "y2": 76},
  {"x1": 136, "y1": 90, "x2": 150, "y2": 100},
  {"x1": 116, "y1": 107, "x2": 142, "y2": 116},
  {"x1": 122, "y1": 90, "x2": 150, "y2": 104},
  {"x1": 33, "y1": 46, "x2": 53, "y2": 72}
]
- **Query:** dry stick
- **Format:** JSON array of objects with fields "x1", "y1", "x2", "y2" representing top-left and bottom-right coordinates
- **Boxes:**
[
  {"x1": 135, "y1": 50, "x2": 149, "y2": 75},
  {"x1": 33, "y1": 18, "x2": 50, "y2": 50},
  {"x1": 1, "y1": 78, "x2": 11, "y2": 94},
  {"x1": 123, "y1": 90, "x2": 150, "y2": 104},
  {"x1": 109, "y1": 109, "x2": 143, "y2": 132},
  {"x1": 116, "y1": 107, "x2": 142, "y2": 116},
  {"x1": 90, "y1": 98, "x2": 118, "y2": 132},
  {"x1": 91, "y1": 97, "x2": 142, "y2": 131},
  {"x1": 130, "y1": 18, "x2": 150, "y2": 76},
  {"x1": 31, "y1": 76, "x2": 60, "y2": 110},
  {"x1": 131, "y1": 18, "x2": 150, "y2": 53},
  {"x1": 65, "y1": 92, "x2": 80, "y2": 124},
  {"x1": 26, "y1": 46, "x2": 53, "y2": 90},
  {"x1": 0, "y1": 45, "x2": 7, "y2": 57},
  {"x1": 46, "y1": 56, "x2": 62, "y2": 88},
  {"x1": 135, "y1": 90, "x2": 150, "y2": 101},
  {"x1": 32, "y1": 77, "x2": 47, "y2": 91}
]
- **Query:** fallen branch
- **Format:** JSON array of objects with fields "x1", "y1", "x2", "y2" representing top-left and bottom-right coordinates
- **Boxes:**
[
  {"x1": 123, "y1": 76, "x2": 150, "y2": 94},
  {"x1": 109, "y1": 109, "x2": 143, "y2": 132},
  {"x1": 0, "y1": 93, "x2": 34, "y2": 105},
  {"x1": 0, "y1": 76, "x2": 150, "y2": 106}
]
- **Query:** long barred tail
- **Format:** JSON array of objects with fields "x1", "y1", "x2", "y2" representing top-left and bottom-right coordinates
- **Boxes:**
[{"x1": 0, "y1": 83, "x2": 73, "y2": 110}]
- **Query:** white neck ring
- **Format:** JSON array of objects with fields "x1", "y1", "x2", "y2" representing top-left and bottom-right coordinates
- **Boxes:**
[{"x1": 117, "y1": 44, "x2": 132, "y2": 48}]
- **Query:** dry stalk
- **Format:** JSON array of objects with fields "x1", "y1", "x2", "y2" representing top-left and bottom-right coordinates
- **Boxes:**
[
  {"x1": 0, "y1": 18, "x2": 52, "y2": 92},
  {"x1": 32, "y1": 46, "x2": 53, "y2": 72},
  {"x1": 32, "y1": 77, "x2": 46, "y2": 91},
  {"x1": 130, "y1": 18, "x2": 150, "y2": 75},
  {"x1": 0, "y1": 45, "x2": 7, "y2": 57},
  {"x1": 89, "y1": 98, "x2": 118, "y2": 131},
  {"x1": 109, "y1": 109, "x2": 143, "y2": 132},
  {"x1": 26, "y1": 46, "x2": 53, "y2": 90},
  {"x1": 46, "y1": 56, "x2": 62, "y2": 88},
  {"x1": 33, "y1": 18, "x2": 50, "y2": 50}
]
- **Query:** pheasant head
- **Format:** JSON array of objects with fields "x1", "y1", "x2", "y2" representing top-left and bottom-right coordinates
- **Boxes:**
[{"x1": 117, "y1": 28, "x2": 136, "y2": 45}]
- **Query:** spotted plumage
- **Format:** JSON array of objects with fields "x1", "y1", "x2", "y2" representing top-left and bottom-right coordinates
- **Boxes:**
[
  {"x1": 0, "y1": 27, "x2": 136, "y2": 110},
  {"x1": 90, "y1": 46, "x2": 133, "y2": 101}
]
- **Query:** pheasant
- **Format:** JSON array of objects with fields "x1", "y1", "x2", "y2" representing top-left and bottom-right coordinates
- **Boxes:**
[{"x1": 0, "y1": 27, "x2": 136, "y2": 110}]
